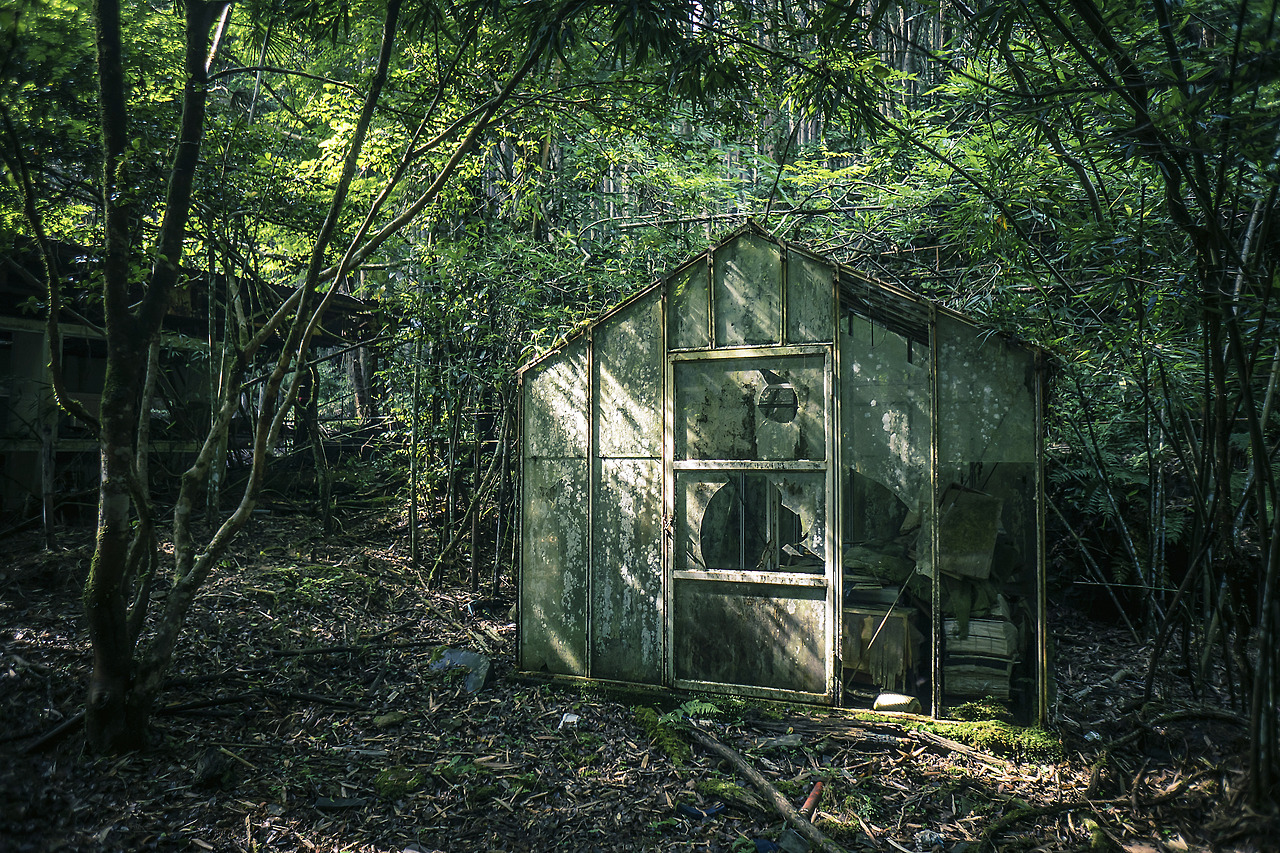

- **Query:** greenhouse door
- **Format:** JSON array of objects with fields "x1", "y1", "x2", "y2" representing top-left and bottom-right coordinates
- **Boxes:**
[{"x1": 666, "y1": 347, "x2": 837, "y2": 702}]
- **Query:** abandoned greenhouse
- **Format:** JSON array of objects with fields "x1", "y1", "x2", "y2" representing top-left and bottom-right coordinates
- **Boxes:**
[{"x1": 518, "y1": 223, "x2": 1048, "y2": 724}]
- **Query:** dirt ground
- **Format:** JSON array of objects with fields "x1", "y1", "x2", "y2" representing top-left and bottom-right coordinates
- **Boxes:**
[{"x1": 0, "y1": 513, "x2": 1273, "y2": 853}]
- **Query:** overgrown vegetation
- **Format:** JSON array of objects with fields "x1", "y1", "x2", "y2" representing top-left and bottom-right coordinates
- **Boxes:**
[{"x1": 1, "y1": 0, "x2": 1277, "y2": 817}]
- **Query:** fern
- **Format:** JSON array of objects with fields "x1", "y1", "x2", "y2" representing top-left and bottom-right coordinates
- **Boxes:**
[{"x1": 660, "y1": 698, "x2": 722, "y2": 724}]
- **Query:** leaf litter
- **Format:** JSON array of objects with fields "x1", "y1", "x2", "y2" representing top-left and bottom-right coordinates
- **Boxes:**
[{"x1": 0, "y1": 514, "x2": 1274, "y2": 852}]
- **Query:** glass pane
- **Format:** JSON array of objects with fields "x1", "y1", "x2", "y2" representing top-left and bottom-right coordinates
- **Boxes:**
[
  {"x1": 674, "y1": 579, "x2": 827, "y2": 693},
  {"x1": 520, "y1": 458, "x2": 589, "y2": 676},
  {"x1": 714, "y1": 232, "x2": 782, "y2": 347},
  {"x1": 677, "y1": 472, "x2": 826, "y2": 573},
  {"x1": 838, "y1": 313, "x2": 932, "y2": 707},
  {"x1": 668, "y1": 263, "x2": 710, "y2": 350},
  {"x1": 591, "y1": 458, "x2": 662, "y2": 683},
  {"x1": 675, "y1": 355, "x2": 826, "y2": 461},
  {"x1": 786, "y1": 250, "x2": 833, "y2": 344},
  {"x1": 524, "y1": 338, "x2": 588, "y2": 458},
  {"x1": 934, "y1": 313, "x2": 1041, "y2": 721},
  {"x1": 594, "y1": 293, "x2": 662, "y2": 457}
]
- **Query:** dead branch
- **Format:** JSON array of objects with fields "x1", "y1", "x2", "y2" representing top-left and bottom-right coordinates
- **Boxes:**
[
  {"x1": 685, "y1": 724, "x2": 854, "y2": 853},
  {"x1": 1103, "y1": 706, "x2": 1248, "y2": 752},
  {"x1": 261, "y1": 688, "x2": 364, "y2": 710},
  {"x1": 20, "y1": 710, "x2": 86, "y2": 755},
  {"x1": 268, "y1": 637, "x2": 441, "y2": 658},
  {"x1": 908, "y1": 729, "x2": 1013, "y2": 771}
]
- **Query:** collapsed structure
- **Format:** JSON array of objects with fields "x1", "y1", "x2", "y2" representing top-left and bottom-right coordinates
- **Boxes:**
[{"x1": 518, "y1": 223, "x2": 1048, "y2": 722}]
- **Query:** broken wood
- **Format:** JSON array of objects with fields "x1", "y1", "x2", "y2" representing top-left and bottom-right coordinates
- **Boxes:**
[
  {"x1": 909, "y1": 729, "x2": 1012, "y2": 772},
  {"x1": 685, "y1": 724, "x2": 855, "y2": 853}
]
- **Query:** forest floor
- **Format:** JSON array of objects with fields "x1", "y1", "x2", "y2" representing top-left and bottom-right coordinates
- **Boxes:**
[{"x1": 0, "y1": 512, "x2": 1274, "y2": 853}]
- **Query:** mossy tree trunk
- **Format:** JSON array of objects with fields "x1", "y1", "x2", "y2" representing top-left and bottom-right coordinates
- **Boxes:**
[{"x1": 82, "y1": 0, "x2": 216, "y2": 753}]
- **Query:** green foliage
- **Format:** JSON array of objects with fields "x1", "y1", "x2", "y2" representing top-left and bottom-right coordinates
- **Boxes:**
[
  {"x1": 659, "y1": 697, "x2": 723, "y2": 724},
  {"x1": 633, "y1": 705, "x2": 691, "y2": 766}
]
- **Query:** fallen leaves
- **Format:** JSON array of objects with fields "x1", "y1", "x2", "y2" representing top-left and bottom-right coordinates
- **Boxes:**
[{"x1": 0, "y1": 521, "x2": 1274, "y2": 852}]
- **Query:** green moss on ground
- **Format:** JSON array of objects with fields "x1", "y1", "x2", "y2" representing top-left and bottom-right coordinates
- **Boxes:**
[
  {"x1": 928, "y1": 719, "x2": 1064, "y2": 762},
  {"x1": 373, "y1": 766, "x2": 426, "y2": 798},
  {"x1": 634, "y1": 706, "x2": 691, "y2": 765},
  {"x1": 947, "y1": 698, "x2": 1015, "y2": 723}
]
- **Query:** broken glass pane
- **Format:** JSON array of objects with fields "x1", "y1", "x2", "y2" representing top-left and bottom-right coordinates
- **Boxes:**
[{"x1": 678, "y1": 472, "x2": 825, "y2": 573}]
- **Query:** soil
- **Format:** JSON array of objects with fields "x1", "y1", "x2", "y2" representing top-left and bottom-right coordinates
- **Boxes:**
[{"x1": 0, "y1": 513, "x2": 1273, "y2": 853}]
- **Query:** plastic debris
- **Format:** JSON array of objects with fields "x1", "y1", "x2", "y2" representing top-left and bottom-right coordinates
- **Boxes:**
[
  {"x1": 873, "y1": 692, "x2": 922, "y2": 713},
  {"x1": 778, "y1": 780, "x2": 825, "y2": 853},
  {"x1": 914, "y1": 829, "x2": 946, "y2": 850},
  {"x1": 676, "y1": 802, "x2": 725, "y2": 820},
  {"x1": 557, "y1": 712, "x2": 579, "y2": 729}
]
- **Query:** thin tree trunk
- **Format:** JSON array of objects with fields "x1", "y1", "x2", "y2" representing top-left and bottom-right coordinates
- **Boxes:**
[
  {"x1": 491, "y1": 397, "x2": 509, "y2": 597},
  {"x1": 410, "y1": 326, "x2": 423, "y2": 570},
  {"x1": 40, "y1": 421, "x2": 56, "y2": 550},
  {"x1": 470, "y1": 402, "x2": 481, "y2": 592},
  {"x1": 84, "y1": 0, "x2": 215, "y2": 754},
  {"x1": 304, "y1": 365, "x2": 332, "y2": 534}
]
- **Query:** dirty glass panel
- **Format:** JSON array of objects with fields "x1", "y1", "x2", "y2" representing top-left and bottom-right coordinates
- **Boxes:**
[
  {"x1": 840, "y1": 313, "x2": 931, "y2": 509},
  {"x1": 524, "y1": 338, "x2": 588, "y2": 458},
  {"x1": 595, "y1": 292, "x2": 662, "y2": 457},
  {"x1": 674, "y1": 354, "x2": 825, "y2": 461},
  {"x1": 676, "y1": 472, "x2": 826, "y2": 572},
  {"x1": 668, "y1": 263, "x2": 710, "y2": 350},
  {"x1": 673, "y1": 579, "x2": 827, "y2": 693},
  {"x1": 786, "y1": 250, "x2": 834, "y2": 344},
  {"x1": 520, "y1": 457, "x2": 589, "y2": 676},
  {"x1": 839, "y1": 314, "x2": 933, "y2": 708},
  {"x1": 714, "y1": 232, "x2": 782, "y2": 347},
  {"x1": 936, "y1": 314, "x2": 1037, "y2": 467},
  {"x1": 934, "y1": 313, "x2": 1040, "y2": 722},
  {"x1": 591, "y1": 458, "x2": 663, "y2": 683}
]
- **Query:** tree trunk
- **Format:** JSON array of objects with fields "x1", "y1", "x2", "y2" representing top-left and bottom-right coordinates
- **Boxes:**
[
  {"x1": 84, "y1": 331, "x2": 148, "y2": 752},
  {"x1": 348, "y1": 343, "x2": 379, "y2": 423},
  {"x1": 40, "y1": 421, "x2": 57, "y2": 550},
  {"x1": 82, "y1": 0, "x2": 219, "y2": 752}
]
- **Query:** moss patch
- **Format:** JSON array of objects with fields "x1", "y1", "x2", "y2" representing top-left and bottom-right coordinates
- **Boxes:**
[
  {"x1": 634, "y1": 706, "x2": 691, "y2": 765},
  {"x1": 694, "y1": 776, "x2": 767, "y2": 813},
  {"x1": 947, "y1": 698, "x2": 1015, "y2": 724},
  {"x1": 928, "y1": 720, "x2": 1063, "y2": 762},
  {"x1": 373, "y1": 766, "x2": 426, "y2": 798}
]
